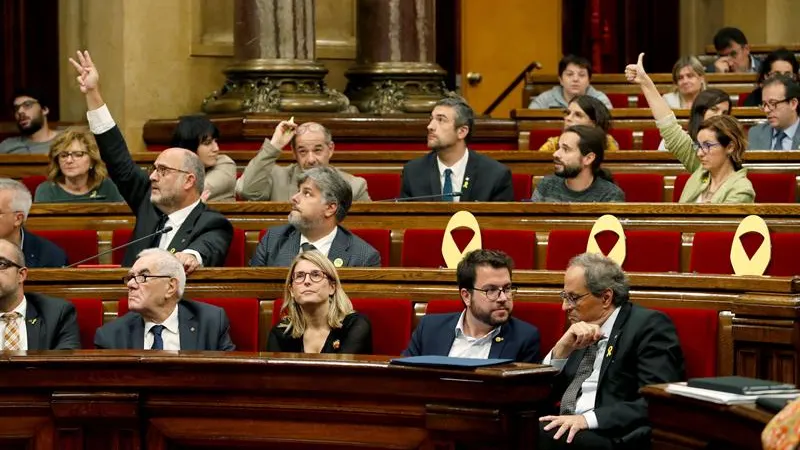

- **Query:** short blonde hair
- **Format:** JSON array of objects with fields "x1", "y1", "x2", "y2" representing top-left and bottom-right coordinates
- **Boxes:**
[
  {"x1": 279, "y1": 250, "x2": 353, "y2": 339},
  {"x1": 47, "y1": 127, "x2": 109, "y2": 189}
]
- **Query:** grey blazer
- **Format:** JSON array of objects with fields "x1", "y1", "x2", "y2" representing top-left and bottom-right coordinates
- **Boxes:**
[
  {"x1": 250, "y1": 224, "x2": 381, "y2": 267},
  {"x1": 748, "y1": 122, "x2": 800, "y2": 150},
  {"x1": 235, "y1": 140, "x2": 370, "y2": 201},
  {"x1": 93, "y1": 299, "x2": 235, "y2": 351}
]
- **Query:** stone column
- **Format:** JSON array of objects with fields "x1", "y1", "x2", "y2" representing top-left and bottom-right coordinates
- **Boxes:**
[
  {"x1": 203, "y1": 0, "x2": 349, "y2": 113},
  {"x1": 345, "y1": 0, "x2": 449, "y2": 114}
]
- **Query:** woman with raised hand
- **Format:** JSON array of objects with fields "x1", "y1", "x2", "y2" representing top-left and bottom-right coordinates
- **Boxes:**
[
  {"x1": 267, "y1": 250, "x2": 372, "y2": 354},
  {"x1": 626, "y1": 53, "x2": 754, "y2": 203},
  {"x1": 656, "y1": 88, "x2": 732, "y2": 150},
  {"x1": 538, "y1": 95, "x2": 619, "y2": 152}
]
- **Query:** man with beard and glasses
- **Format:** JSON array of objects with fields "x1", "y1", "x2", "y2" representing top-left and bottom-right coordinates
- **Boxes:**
[
  {"x1": 69, "y1": 50, "x2": 232, "y2": 274},
  {"x1": 402, "y1": 249, "x2": 540, "y2": 363},
  {"x1": 531, "y1": 125, "x2": 624, "y2": 202},
  {"x1": 400, "y1": 96, "x2": 513, "y2": 202},
  {"x1": 0, "y1": 88, "x2": 61, "y2": 154},
  {"x1": 0, "y1": 239, "x2": 80, "y2": 350},
  {"x1": 250, "y1": 166, "x2": 380, "y2": 267}
]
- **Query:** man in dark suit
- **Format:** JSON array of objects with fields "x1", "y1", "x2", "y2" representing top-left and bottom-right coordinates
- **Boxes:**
[
  {"x1": 95, "y1": 248, "x2": 235, "y2": 351},
  {"x1": 0, "y1": 239, "x2": 79, "y2": 350},
  {"x1": 748, "y1": 75, "x2": 800, "y2": 150},
  {"x1": 0, "y1": 178, "x2": 67, "y2": 268},
  {"x1": 251, "y1": 166, "x2": 380, "y2": 268},
  {"x1": 539, "y1": 253, "x2": 684, "y2": 450},
  {"x1": 403, "y1": 249, "x2": 540, "y2": 362},
  {"x1": 400, "y1": 97, "x2": 513, "y2": 202},
  {"x1": 70, "y1": 50, "x2": 232, "y2": 274}
]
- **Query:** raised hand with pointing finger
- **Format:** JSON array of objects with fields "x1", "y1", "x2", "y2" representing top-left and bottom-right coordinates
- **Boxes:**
[
  {"x1": 624, "y1": 52, "x2": 651, "y2": 86},
  {"x1": 68, "y1": 51, "x2": 100, "y2": 93}
]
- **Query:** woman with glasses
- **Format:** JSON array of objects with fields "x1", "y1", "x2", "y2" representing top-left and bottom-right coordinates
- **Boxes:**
[
  {"x1": 171, "y1": 115, "x2": 236, "y2": 202},
  {"x1": 34, "y1": 127, "x2": 123, "y2": 203},
  {"x1": 626, "y1": 53, "x2": 754, "y2": 203},
  {"x1": 538, "y1": 95, "x2": 619, "y2": 152},
  {"x1": 656, "y1": 88, "x2": 732, "y2": 150},
  {"x1": 742, "y1": 48, "x2": 800, "y2": 107},
  {"x1": 267, "y1": 250, "x2": 372, "y2": 354}
]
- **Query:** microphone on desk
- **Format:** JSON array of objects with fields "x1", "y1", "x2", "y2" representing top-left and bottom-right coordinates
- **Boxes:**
[
  {"x1": 64, "y1": 226, "x2": 174, "y2": 268},
  {"x1": 377, "y1": 192, "x2": 463, "y2": 203}
]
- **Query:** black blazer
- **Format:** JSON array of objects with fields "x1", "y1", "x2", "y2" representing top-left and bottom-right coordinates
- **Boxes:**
[
  {"x1": 267, "y1": 312, "x2": 372, "y2": 354},
  {"x1": 250, "y1": 224, "x2": 381, "y2": 268},
  {"x1": 22, "y1": 229, "x2": 67, "y2": 268},
  {"x1": 93, "y1": 126, "x2": 233, "y2": 267},
  {"x1": 548, "y1": 302, "x2": 685, "y2": 446},
  {"x1": 400, "y1": 150, "x2": 514, "y2": 202},
  {"x1": 25, "y1": 292, "x2": 81, "y2": 350},
  {"x1": 402, "y1": 312, "x2": 540, "y2": 363},
  {"x1": 93, "y1": 299, "x2": 235, "y2": 351}
]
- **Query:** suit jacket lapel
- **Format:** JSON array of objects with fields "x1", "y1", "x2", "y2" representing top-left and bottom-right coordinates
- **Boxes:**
[
  {"x1": 461, "y1": 150, "x2": 479, "y2": 202},
  {"x1": 432, "y1": 314, "x2": 460, "y2": 356},
  {"x1": 178, "y1": 301, "x2": 199, "y2": 351},
  {"x1": 25, "y1": 299, "x2": 44, "y2": 350},
  {"x1": 487, "y1": 322, "x2": 508, "y2": 359},
  {"x1": 598, "y1": 303, "x2": 631, "y2": 383},
  {"x1": 428, "y1": 153, "x2": 441, "y2": 197},
  {"x1": 130, "y1": 315, "x2": 145, "y2": 350},
  {"x1": 166, "y1": 203, "x2": 205, "y2": 252},
  {"x1": 327, "y1": 227, "x2": 350, "y2": 265},
  {"x1": 278, "y1": 227, "x2": 303, "y2": 265},
  {"x1": 792, "y1": 130, "x2": 800, "y2": 150}
]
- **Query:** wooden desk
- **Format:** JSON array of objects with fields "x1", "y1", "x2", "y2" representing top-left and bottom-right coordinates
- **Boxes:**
[
  {"x1": 642, "y1": 384, "x2": 773, "y2": 450},
  {"x1": 0, "y1": 351, "x2": 557, "y2": 449}
]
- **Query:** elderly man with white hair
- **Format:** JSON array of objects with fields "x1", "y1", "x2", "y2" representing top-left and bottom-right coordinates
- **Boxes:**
[{"x1": 94, "y1": 248, "x2": 235, "y2": 351}]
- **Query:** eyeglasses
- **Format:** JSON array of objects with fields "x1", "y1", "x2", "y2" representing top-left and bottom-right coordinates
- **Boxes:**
[
  {"x1": 692, "y1": 141, "x2": 723, "y2": 154},
  {"x1": 768, "y1": 71, "x2": 796, "y2": 79},
  {"x1": 292, "y1": 270, "x2": 328, "y2": 284},
  {"x1": 57, "y1": 151, "x2": 88, "y2": 160},
  {"x1": 0, "y1": 258, "x2": 23, "y2": 271},
  {"x1": 122, "y1": 273, "x2": 172, "y2": 286},
  {"x1": 560, "y1": 290, "x2": 591, "y2": 306},
  {"x1": 472, "y1": 285, "x2": 517, "y2": 301},
  {"x1": 149, "y1": 164, "x2": 191, "y2": 177},
  {"x1": 760, "y1": 99, "x2": 791, "y2": 111},
  {"x1": 12, "y1": 99, "x2": 38, "y2": 113}
]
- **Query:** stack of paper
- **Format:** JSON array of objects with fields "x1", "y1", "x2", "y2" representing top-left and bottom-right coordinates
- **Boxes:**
[{"x1": 665, "y1": 382, "x2": 800, "y2": 405}]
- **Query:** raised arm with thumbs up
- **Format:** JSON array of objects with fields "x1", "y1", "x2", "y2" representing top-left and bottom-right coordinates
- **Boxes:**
[{"x1": 625, "y1": 52, "x2": 673, "y2": 123}]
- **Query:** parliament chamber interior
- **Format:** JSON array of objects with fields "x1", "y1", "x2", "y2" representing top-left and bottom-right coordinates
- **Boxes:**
[{"x1": 1, "y1": 0, "x2": 800, "y2": 448}]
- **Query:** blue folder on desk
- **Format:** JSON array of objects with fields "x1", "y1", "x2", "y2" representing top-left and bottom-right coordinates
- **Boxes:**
[{"x1": 390, "y1": 355, "x2": 514, "y2": 369}]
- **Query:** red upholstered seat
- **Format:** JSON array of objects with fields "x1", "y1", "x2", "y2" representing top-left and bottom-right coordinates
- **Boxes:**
[
  {"x1": 529, "y1": 129, "x2": 562, "y2": 150},
  {"x1": 223, "y1": 228, "x2": 246, "y2": 267},
  {"x1": 272, "y1": 298, "x2": 412, "y2": 356},
  {"x1": 614, "y1": 173, "x2": 664, "y2": 202},
  {"x1": 546, "y1": 229, "x2": 681, "y2": 273},
  {"x1": 747, "y1": 173, "x2": 797, "y2": 203},
  {"x1": 606, "y1": 93, "x2": 630, "y2": 108},
  {"x1": 512, "y1": 173, "x2": 533, "y2": 201},
  {"x1": 641, "y1": 128, "x2": 662, "y2": 151},
  {"x1": 636, "y1": 94, "x2": 649, "y2": 108},
  {"x1": 769, "y1": 233, "x2": 800, "y2": 277},
  {"x1": 737, "y1": 92, "x2": 750, "y2": 107},
  {"x1": 426, "y1": 300, "x2": 566, "y2": 357},
  {"x1": 401, "y1": 229, "x2": 536, "y2": 269},
  {"x1": 351, "y1": 229, "x2": 391, "y2": 267},
  {"x1": 33, "y1": 230, "x2": 98, "y2": 266},
  {"x1": 651, "y1": 306, "x2": 718, "y2": 378},
  {"x1": 69, "y1": 298, "x2": 104, "y2": 349},
  {"x1": 21, "y1": 175, "x2": 47, "y2": 195},
  {"x1": 111, "y1": 229, "x2": 133, "y2": 265},
  {"x1": 354, "y1": 173, "x2": 401, "y2": 201},
  {"x1": 691, "y1": 231, "x2": 800, "y2": 276},
  {"x1": 608, "y1": 129, "x2": 633, "y2": 150},
  {"x1": 118, "y1": 297, "x2": 260, "y2": 351},
  {"x1": 672, "y1": 173, "x2": 691, "y2": 202}
]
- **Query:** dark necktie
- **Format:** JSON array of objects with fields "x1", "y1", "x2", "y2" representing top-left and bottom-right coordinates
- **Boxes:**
[
  {"x1": 442, "y1": 168, "x2": 454, "y2": 202},
  {"x1": 151, "y1": 214, "x2": 168, "y2": 248},
  {"x1": 773, "y1": 131, "x2": 787, "y2": 150},
  {"x1": 560, "y1": 343, "x2": 599, "y2": 415},
  {"x1": 301, "y1": 242, "x2": 317, "y2": 252},
  {"x1": 150, "y1": 325, "x2": 165, "y2": 350}
]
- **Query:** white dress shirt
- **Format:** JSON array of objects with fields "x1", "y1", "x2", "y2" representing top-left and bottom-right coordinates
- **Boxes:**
[
  {"x1": 436, "y1": 149, "x2": 469, "y2": 202},
  {"x1": 542, "y1": 307, "x2": 621, "y2": 429},
  {"x1": 0, "y1": 296, "x2": 28, "y2": 350},
  {"x1": 86, "y1": 104, "x2": 204, "y2": 266},
  {"x1": 448, "y1": 310, "x2": 502, "y2": 359},
  {"x1": 772, "y1": 118, "x2": 800, "y2": 150},
  {"x1": 143, "y1": 304, "x2": 180, "y2": 350},
  {"x1": 299, "y1": 227, "x2": 338, "y2": 257}
]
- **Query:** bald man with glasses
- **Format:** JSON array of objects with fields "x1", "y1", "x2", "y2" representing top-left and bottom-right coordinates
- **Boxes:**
[{"x1": 402, "y1": 249, "x2": 540, "y2": 363}]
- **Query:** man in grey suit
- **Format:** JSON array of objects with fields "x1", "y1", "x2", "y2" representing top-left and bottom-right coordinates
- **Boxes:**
[
  {"x1": 0, "y1": 239, "x2": 80, "y2": 350},
  {"x1": 748, "y1": 75, "x2": 800, "y2": 150},
  {"x1": 250, "y1": 166, "x2": 381, "y2": 268},
  {"x1": 94, "y1": 248, "x2": 235, "y2": 351},
  {"x1": 235, "y1": 119, "x2": 370, "y2": 202}
]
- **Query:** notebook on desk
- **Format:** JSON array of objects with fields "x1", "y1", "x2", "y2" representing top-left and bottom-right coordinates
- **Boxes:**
[
  {"x1": 688, "y1": 376, "x2": 798, "y2": 395},
  {"x1": 757, "y1": 396, "x2": 795, "y2": 414},
  {"x1": 390, "y1": 356, "x2": 514, "y2": 369}
]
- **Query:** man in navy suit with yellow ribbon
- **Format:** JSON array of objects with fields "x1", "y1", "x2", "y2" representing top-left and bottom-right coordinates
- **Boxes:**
[{"x1": 403, "y1": 249, "x2": 540, "y2": 362}]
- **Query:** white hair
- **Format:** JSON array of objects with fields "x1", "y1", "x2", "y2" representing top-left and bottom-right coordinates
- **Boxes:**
[
  {"x1": 0, "y1": 178, "x2": 32, "y2": 220},
  {"x1": 136, "y1": 248, "x2": 186, "y2": 297}
]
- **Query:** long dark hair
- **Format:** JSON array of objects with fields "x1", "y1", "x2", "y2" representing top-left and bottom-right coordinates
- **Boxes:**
[
  {"x1": 689, "y1": 89, "x2": 731, "y2": 140},
  {"x1": 563, "y1": 125, "x2": 613, "y2": 181},
  {"x1": 568, "y1": 95, "x2": 612, "y2": 132}
]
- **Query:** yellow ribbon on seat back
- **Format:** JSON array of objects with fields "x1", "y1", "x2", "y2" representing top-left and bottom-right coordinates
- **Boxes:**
[
  {"x1": 730, "y1": 215, "x2": 771, "y2": 276},
  {"x1": 586, "y1": 214, "x2": 627, "y2": 266},
  {"x1": 442, "y1": 211, "x2": 483, "y2": 269}
]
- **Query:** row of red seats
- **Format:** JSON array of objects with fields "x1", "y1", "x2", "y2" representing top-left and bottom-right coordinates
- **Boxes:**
[
  {"x1": 36, "y1": 228, "x2": 800, "y2": 276},
  {"x1": 70, "y1": 296, "x2": 717, "y2": 378},
  {"x1": 21, "y1": 171, "x2": 798, "y2": 203},
  {"x1": 603, "y1": 92, "x2": 752, "y2": 110}
]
